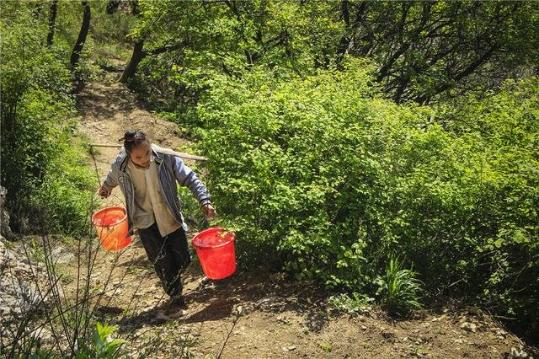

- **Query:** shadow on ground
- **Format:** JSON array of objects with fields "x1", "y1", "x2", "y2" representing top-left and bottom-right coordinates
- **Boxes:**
[{"x1": 114, "y1": 268, "x2": 330, "y2": 335}]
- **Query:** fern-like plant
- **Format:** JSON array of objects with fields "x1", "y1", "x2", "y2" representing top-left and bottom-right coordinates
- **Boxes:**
[{"x1": 375, "y1": 256, "x2": 422, "y2": 316}]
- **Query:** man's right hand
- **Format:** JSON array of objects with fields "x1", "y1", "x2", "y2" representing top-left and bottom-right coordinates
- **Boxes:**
[{"x1": 98, "y1": 185, "x2": 111, "y2": 199}]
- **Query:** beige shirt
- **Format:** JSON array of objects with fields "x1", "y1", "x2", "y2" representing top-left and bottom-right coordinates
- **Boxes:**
[{"x1": 127, "y1": 157, "x2": 181, "y2": 237}]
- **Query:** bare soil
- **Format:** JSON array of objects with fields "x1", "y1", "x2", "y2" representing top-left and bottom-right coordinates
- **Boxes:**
[{"x1": 70, "y1": 70, "x2": 536, "y2": 359}]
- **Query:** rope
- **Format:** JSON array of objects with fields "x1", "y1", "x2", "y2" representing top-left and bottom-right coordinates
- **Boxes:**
[
  {"x1": 89, "y1": 145, "x2": 126, "y2": 205},
  {"x1": 89, "y1": 146, "x2": 102, "y2": 187}
]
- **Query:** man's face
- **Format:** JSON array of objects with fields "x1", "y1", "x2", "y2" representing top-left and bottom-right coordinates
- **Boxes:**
[{"x1": 129, "y1": 142, "x2": 151, "y2": 169}]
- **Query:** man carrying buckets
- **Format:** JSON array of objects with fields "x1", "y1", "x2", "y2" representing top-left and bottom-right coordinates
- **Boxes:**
[{"x1": 98, "y1": 130, "x2": 216, "y2": 314}]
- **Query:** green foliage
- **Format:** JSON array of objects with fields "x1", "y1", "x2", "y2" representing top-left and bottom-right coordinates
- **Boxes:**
[
  {"x1": 319, "y1": 342, "x2": 332, "y2": 352},
  {"x1": 434, "y1": 78, "x2": 539, "y2": 335},
  {"x1": 21, "y1": 323, "x2": 125, "y2": 359},
  {"x1": 128, "y1": 0, "x2": 344, "y2": 114},
  {"x1": 375, "y1": 256, "x2": 422, "y2": 316},
  {"x1": 84, "y1": 322, "x2": 126, "y2": 358},
  {"x1": 193, "y1": 59, "x2": 538, "y2": 333},
  {"x1": 328, "y1": 292, "x2": 374, "y2": 316},
  {"x1": 31, "y1": 133, "x2": 96, "y2": 235},
  {"x1": 177, "y1": 180, "x2": 207, "y2": 230},
  {"x1": 0, "y1": 4, "x2": 95, "y2": 235},
  {"x1": 126, "y1": 0, "x2": 537, "y2": 109},
  {"x1": 336, "y1": 1, "x2": 539, "y2": 103}
]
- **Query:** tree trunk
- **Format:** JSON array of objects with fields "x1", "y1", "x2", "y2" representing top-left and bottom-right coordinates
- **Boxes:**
[
  {"x1": 120, "y1": 39, "x2": 146, "y2": 83},
  {"x1": 70, "y1": 1, "x2": 91, "y2": 69},
  {"x1": 46, "y1": 0, "x2": 58, "y2": 46}
]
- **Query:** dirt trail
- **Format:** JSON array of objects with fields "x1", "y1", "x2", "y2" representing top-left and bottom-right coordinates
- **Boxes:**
[
  {"x1": 71, "y1": 71, "x2": 535, "y2": 358},
  {"x1": 76, "y1": 74, "x2": 188, "y2": 204}
]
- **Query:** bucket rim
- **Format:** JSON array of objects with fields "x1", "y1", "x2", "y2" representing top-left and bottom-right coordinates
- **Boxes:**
[
  {"x1": 92, "y1": 206, "x2": 127, "y2": 227},
  {"x1": 192, "y1": 227, "x2": 235, "y2": 249}
]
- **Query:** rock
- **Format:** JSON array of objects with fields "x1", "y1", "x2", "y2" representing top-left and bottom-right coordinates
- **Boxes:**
[
  {"x1": 508, "y1": 347, "x2": 529, "y2": 358},
  {"x1": 431, "y1": 314, "x2": 448, "y2": 322},
  {"x1": 256, "y1": 296, "x2": 276, "y2": 307},
  {"x1": 0, "y1": 186, "x2": 14, "y2": 240},
  {"x1": 0, "y1": 239, "x2": 45, "y2": 330},
  {"x1": 460, "y1": 322, "x2": 477, "y2": 333},
  {"x1": 51, "y1": 247, "x2": 74, "y2": 264},
  {"x1": 282, "y1": 345, "x2": 297, "y2": 352}
]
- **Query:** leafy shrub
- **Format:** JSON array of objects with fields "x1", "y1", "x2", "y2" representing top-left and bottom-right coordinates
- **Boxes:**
[
  {"x1": 87, "y1": 322, "x2": 126, "y2": 358},
  {"x1": 31, "y1": 133, "x2": 96, "y2": 235},
  {"x1": 190, "y1": 58, "x2": 537, "y2": 335},
  {"x1": 0, "y1": 7, "x2": 95, "y2": 235},
  {"x1": 435, "y1": 78, "x2": 539, "y2": 337}
]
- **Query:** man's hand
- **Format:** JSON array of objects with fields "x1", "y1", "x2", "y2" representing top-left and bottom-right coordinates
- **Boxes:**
[
  {"x1": 98, "y1": 185, "x2": 111, "y2": 199},
  {"x1": 203, "y1": 203, "x2": 216, "y2": 221}
]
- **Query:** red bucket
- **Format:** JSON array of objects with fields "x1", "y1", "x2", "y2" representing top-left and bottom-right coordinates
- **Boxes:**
[
  {"x1": 192, "y1": 227, "x2": 236, "y2": 280},
  {"x1": 91, "y1": 207, "x2": 132, "y2": 252}
]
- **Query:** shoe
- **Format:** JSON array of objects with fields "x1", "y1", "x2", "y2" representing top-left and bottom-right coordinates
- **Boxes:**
[
  {"x1": 168, "y1": 295, "x2": 187, "y2": 308},
  {"x1": 164, "y1": 295, "x2": 187, "y2": 317}
]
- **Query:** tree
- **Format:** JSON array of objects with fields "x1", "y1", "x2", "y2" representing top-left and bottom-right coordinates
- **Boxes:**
[
  {"x1": 119, "y1": 0, "x2": 342, "y2": 84},
  {"x1": 70, "y1": 1, "x2": 91, "y2": 70},
  {"x1": 46, "y1": 0, "x2": 58, "y2": 46},
  {"x1": 120, "y1": 39, "x2": 144, "y2": 83},
  {"x1": 335, "y1": 1, "x2": 539, "y2": 103}
]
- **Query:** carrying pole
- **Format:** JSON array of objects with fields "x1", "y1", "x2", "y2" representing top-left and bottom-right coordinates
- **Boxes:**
[{"x1": 89, "y1": 143, "x2": 208, "y2": 161}]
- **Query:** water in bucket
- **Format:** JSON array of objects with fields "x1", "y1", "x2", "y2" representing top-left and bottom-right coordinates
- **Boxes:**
[
  {"x1": 192, "y1": 227, "x2": 236, "y2": 280},
  {"x1": 92, "y1": 207, "x2": 132, "y2": 252}
]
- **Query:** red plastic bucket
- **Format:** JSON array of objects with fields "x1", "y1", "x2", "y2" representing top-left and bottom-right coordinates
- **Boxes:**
[
  {"x1": 192, "y1": 227, "x2": 236, "y2": 280},
  {"x1": 91, "y1": 207, "x2": 132, "y2": 252}
]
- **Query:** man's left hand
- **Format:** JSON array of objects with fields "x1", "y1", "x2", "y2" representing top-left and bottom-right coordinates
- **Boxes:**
[{"x1": 203, "y1": 204, "x2": 216, "y2": 221}]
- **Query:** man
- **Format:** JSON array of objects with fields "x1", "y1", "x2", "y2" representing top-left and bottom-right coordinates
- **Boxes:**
[{"x1": 99, "y1": 130, "x2": 215, "y2": 313}]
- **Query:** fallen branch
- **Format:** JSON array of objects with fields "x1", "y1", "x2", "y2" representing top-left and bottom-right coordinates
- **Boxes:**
[{"x1": 89, "y1": 143, "x2": 208, "y2": 161}]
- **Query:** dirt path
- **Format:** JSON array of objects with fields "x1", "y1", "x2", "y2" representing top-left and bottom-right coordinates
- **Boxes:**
[
  {"x1": 76, "y1": 73, "x2": 189, "y2": 205},
  {"x1": 71, "y1": 71, "x2": 535, "y2": 358}
]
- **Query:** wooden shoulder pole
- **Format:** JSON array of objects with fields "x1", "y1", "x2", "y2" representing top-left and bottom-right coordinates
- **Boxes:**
[{"x1": 89, "y1": 143, "x2": 208, "y2": 161}]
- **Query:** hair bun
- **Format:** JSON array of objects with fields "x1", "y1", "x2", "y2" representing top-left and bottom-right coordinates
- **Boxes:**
[{"x1": 121, "y1": 130, "x2": 148, "y2": 152}]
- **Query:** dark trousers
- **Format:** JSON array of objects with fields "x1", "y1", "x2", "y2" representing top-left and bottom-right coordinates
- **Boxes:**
[{"x1": 138, "y1": 223, "x2": 191, "y2": 297}]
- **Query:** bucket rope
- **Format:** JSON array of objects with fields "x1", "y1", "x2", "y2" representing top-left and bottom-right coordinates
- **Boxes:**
[{"x1": 89, "y1": 145, "x2": 126, "y2": 205}]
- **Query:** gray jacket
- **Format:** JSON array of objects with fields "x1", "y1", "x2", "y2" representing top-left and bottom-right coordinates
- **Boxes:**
[{"x1": 102, "y1": 144, "x2": 211, "y2": 235}]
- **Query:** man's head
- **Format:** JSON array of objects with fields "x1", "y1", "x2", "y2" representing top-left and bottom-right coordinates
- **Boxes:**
[{"x1": 121, "y1": 130, "x2": 151, "y2": 169}]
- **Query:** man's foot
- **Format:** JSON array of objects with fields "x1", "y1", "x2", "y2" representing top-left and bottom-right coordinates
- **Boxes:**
[
  {"x1": 164, "y1": 295, "x2": 187, "y2": 318},
  {"x1": 169, "y1": 295, "x2": 187, "y2": 308}
]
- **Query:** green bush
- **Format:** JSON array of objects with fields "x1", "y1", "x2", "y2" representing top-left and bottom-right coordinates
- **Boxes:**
[
  {"x1": 31, "y1": 133, "x2": 96, "y2": 236},
  {"x1": 191, "y1": 59, "x2": 537, "y2": 335},
  {"x1": 0, "y1": 6, "x2": 95, "y2": 235}
]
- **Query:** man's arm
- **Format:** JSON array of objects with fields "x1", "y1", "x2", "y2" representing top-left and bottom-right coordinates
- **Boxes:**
[
  {"x1": 172, "y1": 156, "x2": 211, "y2": 206},
  {"x1": 99, "y1": 160, "x2": 120, "y2": 198}
]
